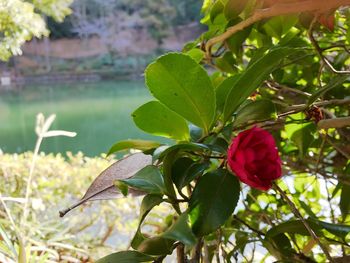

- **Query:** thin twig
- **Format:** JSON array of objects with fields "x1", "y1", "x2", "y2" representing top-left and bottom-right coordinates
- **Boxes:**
[
  {"x1": 324, "y1": 134, "x2": 350, "y2": 159},
  {"x1": 233, "y1": 215, "x2": 265, "y2": 236},
  {"x1": 309, "y1": 31, "x2": 350, "y2": 74},
  {"x1": 273, "y1": 183, "x2": 334, "y2": 263},
  {"x1": 177, "y1": 243, "x2": 186, "y2": 263},
  {"x1": 318, "y1": 117, "x2": 350, "y2": 129}
]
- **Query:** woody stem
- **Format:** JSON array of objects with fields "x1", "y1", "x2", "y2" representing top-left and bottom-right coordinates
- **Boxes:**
[{"x1": 273, "y1": 182, "x2": 334, "y2": 263}]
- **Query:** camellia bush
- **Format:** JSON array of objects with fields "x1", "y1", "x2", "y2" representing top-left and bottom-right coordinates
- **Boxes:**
[{"x1": 61, "y1": 0, "x2": 350, "y2": 262}]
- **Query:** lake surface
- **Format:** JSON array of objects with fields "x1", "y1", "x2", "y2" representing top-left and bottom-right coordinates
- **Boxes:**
[{"x1": 0, "y1": 80, "x2": 165, "y2": 156}]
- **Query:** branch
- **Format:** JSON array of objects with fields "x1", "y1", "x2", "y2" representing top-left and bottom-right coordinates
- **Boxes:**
[
  {"x1": 309, "y1": 31, "x2": 350, "y2": 74},
  {"x1": 318, "y1": 116, "x2": 350, "y2": 129},
  {"x1": 233, "y1": 215, "x2": 265, "y2": 236},
  {"x1": 205, "y1": 0, "x2": 350, "y2": 57},
  {"x1": 273, "y1": 183, "x2": 334, "y2": 263}
]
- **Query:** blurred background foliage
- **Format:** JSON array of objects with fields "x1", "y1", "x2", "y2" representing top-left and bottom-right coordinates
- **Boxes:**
[{"x1": 0, "y1": 151, "x2": 140, "y2": 262}]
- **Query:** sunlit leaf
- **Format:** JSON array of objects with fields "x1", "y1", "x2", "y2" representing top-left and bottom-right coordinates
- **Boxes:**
[
  {"x1": 108, "y1": 140, "x2": 162, "y2": 156},
  {"x1": 233, "y1": 99, "x2": 277, "y2": 126},
  {"x1": 162, "y1": 213, "x2": 197, "y2": 247},
  {"x1": 145, "y1": 53, "x2": 216, "y2": 134},
  {"x1": 223, "y1": 47, "x2": 299, "y2": 121},
  {"x1": 132, "y1": 101, "x2": 189, "y2": 140},
  {"x1": 121, "y1": 165, "x2": 166, "y2": 195}
]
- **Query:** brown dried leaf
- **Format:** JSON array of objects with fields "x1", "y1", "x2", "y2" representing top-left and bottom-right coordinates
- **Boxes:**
[{"x1": 59, "y1": 152, "x2": 152, "y2": 217}]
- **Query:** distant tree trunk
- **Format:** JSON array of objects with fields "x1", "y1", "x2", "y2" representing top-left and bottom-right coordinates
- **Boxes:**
[
  {"x1": 44, "y1": 37, "x2": 51, "y2": 72},
  {"x1": 44, "y1": 16, "x2": 51, "y2": 72}
]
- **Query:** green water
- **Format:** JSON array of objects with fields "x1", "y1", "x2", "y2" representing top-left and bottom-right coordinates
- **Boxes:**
[{"x1": 0, "y1": 80, "x2": 163, "y2": 156}]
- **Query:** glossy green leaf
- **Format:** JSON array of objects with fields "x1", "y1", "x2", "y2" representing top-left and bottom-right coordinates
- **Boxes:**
[
  {"x1": 96, "y1": 251, "x2": 155, "y2": 263},
  {"x1": 266, "y1": 220, "x2": 322, "y2": 238},
  {"x1": 263, "y1": 15, "x2": 298, "y2": 39},
  {"x1": 172, "y1": 157, "x2": 210, "y2": 190},
  {"x1": 121, "y1": 165, "x2": 165, "y2": 195},
  {"x1": 210, "y1": 0, "x2": 224, "y2": 23},
  {"x1": 108, "y1": 140, "x2": 162, "y2": 156},
  {"x1": 131, "y1": 194, "x2": 163, "y2": 249},
  {"x1": 206, "y1": 137, "x2": 229, "y2": 154},
  {"x1": 315, "y1": 220, "x2": 350, "y2": 239},
  {"x1": 266, "y1": 219, "x2": 350, "y2": 239},
  {"x1": 340, "y1": 165, "x2": 350, "y2": 219},
  {"x1": 216, "y1": 75, "x2": 240, "y2": 116},
  {"x1": 233, "y1": 99, "x2": 277, "y2": 126},
  {"x1": 154, "y1": 142, "x2": 210, "y2": 161},
  {"x1": 138, "y1": 237, "x2": 174, "y2": 256},
  {"x1": 264, "y1": 233, "x2": 294, "y2": 260},
  {"x1": 216, "y1": 51, "x2": 236, "y2": 74},
  {"x1": 308, "y1": 75, "x2": 349, "y2": 105},
  {"x1": 189, "y1": 124, "x2": 204, "y2": 142},
  {"x1": 186, "y1": 48, "x2": 205, "y2": 63},
  {"x1": 223, "y1": 47, "x2": 299, "y2": 122},
  {"x1": 162, "y1": 213, "x2": 197, "y2": 246},
  {"x1": 132, "y1": 101, "x2": 189, "y2": 140},
  {"x1": 290, "y1": 123, "x2": 316, "y2": 157},
  {"x1": 145, "y1": 53, "x2": 216, "y2": 134},
  {"x1": 115, "y1": 181, "x2": 128, "y2": 197},
  {"x1": 224, "y1": 0, "x2": 248, "y2": 20},
  {"x1": 226, "y1": 18, "x2": 252, "y2": 54},
  {"x1": 189, "y1": 169, "x2": 240, "y2": 236}
]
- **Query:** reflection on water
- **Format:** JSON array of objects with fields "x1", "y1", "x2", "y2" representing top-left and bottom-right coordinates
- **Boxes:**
[{"x1": 0, "y1": 80, "x2": 164, "y2": 156}]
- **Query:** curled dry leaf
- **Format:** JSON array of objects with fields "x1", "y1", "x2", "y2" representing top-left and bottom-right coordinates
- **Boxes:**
[{"x1": 59, "y1": 152, "x2": 152, "y2": 217}]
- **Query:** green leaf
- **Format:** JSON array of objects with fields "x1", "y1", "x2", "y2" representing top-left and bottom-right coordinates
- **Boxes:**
[
  {"x1": 96, "y1": 251, "x2": 155, "y2": 263},
  {"x1": 224, "y1": 0, "x2": 248, "y2": 20},
  {"x1": 226, "y1": 18, "x2": 252, "y2": 54},
  {"x1": 266, "y1": 220, "x2": 322, "y2": 238},
  {"x1": 340, "y1": 166, "x2": 350, "y2": 219},
  {"x1": 314, "y1": 220, "x2": 350, "y2": 239},
  {"x1": 263, "y1": 15, "x2": 298, "y2": 39},
  {"x1": 132, "y1": 101, "x2": 189, "y2": 140},
  {"x1": 216, "y1": 51, "x2": 237, "y2": 74},
  {"x1": 154, "y1": 143, "x2": 210, "y2": 161},
  {"x1": 308, "y1": 75, "x2": 349, "y2": 105},
  {"x1": 189, "y1": 124, "x2": 204, "y2": 142},
  {"x1": 186, "y1": 48, "x2": 205, "y2": 63},
  {"x1": 210, "y1": 0, "x2": 224, "y2": 23},
  {"x1": 264, "y1": 233, "x2": 294, "y2": 260},
  {"x1": 189, "y1": 169, "x2": 240, "y2": 236},
  {"x1": 172, "y1": 157, "x2": 210, "y2": 190},
  {"x1": 290, "y1": 123, "x2": 316, "y2": 157},
  {"x1": 162, "y1": 213, "x2": 197, "y2": 246},
  {"x1": 266, "y1": 219, "x2": 350, "y2": 239},
  {"x1": 233, "y1": 99, "x2": 277, "y2": 126},
  {"x1": 223, "y1": 47, "x2": 299, "y2": 122},
  {"x1": 131, "y1": 194, "x2": 163, "y2": 249},
  {"x1": 115, "y1": 181, "x2": 128, "y2": 197},
  {"x1": 121, "y1": 165, "x2": 166, "y2": 195},
  {"x1": 216, "y1": 75, "x2": 240, "y2": 116},
  {"x1": 138, "y1": 237, "x2": 174, "y2": 256},
  {"x1": 145, "y1": 53, "x2": 216, "y2": 134},
  {"x1": 108, "y1": 140, "x2": 162, "y2": 156}
]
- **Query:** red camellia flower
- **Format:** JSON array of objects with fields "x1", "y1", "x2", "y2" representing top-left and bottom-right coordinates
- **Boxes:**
[{"x1": 227, "y1": 126, "x2": 282, "y2": 191}]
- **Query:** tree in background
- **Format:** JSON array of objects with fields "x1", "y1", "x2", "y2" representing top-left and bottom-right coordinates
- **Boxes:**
[{"x1": 0, "y1": 0, "x2": 73, "y2": 61}]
